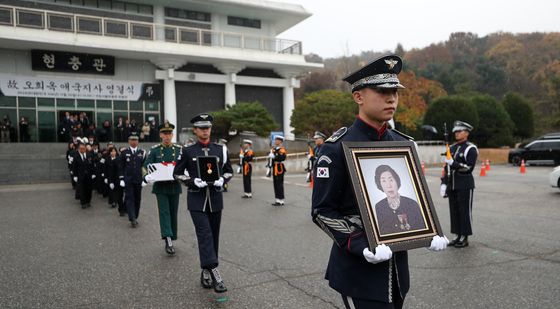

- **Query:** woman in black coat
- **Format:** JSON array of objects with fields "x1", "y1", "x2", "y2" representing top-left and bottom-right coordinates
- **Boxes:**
[{"x1": 106, "y1": 147, "x2": 124, "y2": 213}]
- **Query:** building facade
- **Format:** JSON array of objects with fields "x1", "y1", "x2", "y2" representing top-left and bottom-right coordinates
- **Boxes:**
[{"x1": 0, "y1": 0, "x2": 321, "y2": 142}]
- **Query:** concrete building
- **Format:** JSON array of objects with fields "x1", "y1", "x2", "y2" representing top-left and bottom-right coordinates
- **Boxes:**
[{"x1": 0, "y1": 0, "x2": 322, "y2": 143}]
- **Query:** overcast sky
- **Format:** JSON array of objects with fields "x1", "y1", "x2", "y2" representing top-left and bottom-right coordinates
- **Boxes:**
[{"x1": 279, "y1": 0, "x2": 560, "y2": 59}]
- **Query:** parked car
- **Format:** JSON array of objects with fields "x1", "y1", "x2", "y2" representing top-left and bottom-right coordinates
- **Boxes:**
[
  {"x1": 549, "y1": 166, "x2": 560, "y2": 189},
  {"x1": 508, "y1": 136, "x2": 560, "y2": 166}
]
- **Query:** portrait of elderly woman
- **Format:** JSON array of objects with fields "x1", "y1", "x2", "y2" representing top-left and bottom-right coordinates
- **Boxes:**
[{"x1": 373, "y1": 165, "x2": 426, "y2": 235}]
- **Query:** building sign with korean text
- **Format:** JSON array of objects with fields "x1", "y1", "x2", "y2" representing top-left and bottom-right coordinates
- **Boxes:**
[
  {"x1": 0, "y1": 74, "x2": 144, "y2": 101},
  {"x1": 31, "y1": 50, "x2": 115, "y2": 75}
]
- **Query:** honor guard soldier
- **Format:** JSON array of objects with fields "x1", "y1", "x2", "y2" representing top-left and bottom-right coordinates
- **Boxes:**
[
  {"x1": 173, "y1": 113, "x2": 233, "y2": 293},
  {"x1": 143, "y1": 122, "x2": 183, "y2": 255},
  {"x1": 119, "y1": 132, "x2": 146, "y2": 227},
  {"x1": 311, "y1": 55, "x2": 448, "y2": 309},
  {"x1": 240, "y1": 139, "x2": 254, "y2": 198},
  {"x1": 72, "y1": 137, "x2": 95, "y2": 209},
  {"x1": 440, "y1": 120, "x2": 478, "y2": 248},
  {"x1": 269, "y1": 135, "x2": 287, "y2": 206}
]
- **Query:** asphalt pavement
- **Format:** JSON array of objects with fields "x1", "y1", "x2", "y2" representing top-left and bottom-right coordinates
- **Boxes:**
[{"x1": 0, "y1": 164, "x2": 559, "y2": 308}]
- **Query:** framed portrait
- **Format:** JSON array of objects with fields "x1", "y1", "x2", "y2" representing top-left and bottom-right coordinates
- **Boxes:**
[
  {"x1": 197, "y1": 156, "x2": 220, "y2": 182},
  {"x1": 342, "y1": 141, "x2": 443, "y2": 252}
]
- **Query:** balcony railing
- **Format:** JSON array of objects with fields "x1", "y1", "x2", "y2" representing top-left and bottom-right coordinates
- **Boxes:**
[{"x1": 0, "y1": 5, "x2": 302, "y2": 55}]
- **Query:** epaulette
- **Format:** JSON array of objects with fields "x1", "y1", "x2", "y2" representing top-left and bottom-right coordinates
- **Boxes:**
[
  {"x1": 325, "y1": 127, "x2": 347, "y2": 143},
  {"x1": 151, "y1": 144, "x2": 160, "y2": 149},
  {"x1": 391, "y1": 129, "x2": 414, "y2": 141}
]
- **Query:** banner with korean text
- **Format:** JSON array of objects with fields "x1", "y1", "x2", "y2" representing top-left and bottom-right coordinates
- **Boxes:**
[{"x1": 0, "y1": 74, "x2": 144, "y2": 101}]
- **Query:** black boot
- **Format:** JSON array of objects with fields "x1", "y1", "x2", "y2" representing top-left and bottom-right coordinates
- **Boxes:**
[
  {"x1": 200, "y1": 269, "x2": 212, "y2": 289},
  {"x1": 455, "y1": 236, "x2": 469, "y2": 248},
  {"x1": 210, "y1": 268, "x2": 227, "y2": 293},
  {"x1": 165, "y1": 237, "x2": 175, "y2": 255},
  {"x1": 448, "y1": 235, "x2": 460, "y2": 246}
]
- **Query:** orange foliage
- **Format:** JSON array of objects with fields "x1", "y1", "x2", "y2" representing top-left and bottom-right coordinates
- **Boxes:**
[{"x1": 396, "y1": 71, "x2": 447, "y2": 131}]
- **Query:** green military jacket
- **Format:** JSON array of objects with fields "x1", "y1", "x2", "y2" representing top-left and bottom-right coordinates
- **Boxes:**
[{"x1": 144, "y1": 143, "x2": 183, "y2": 195}]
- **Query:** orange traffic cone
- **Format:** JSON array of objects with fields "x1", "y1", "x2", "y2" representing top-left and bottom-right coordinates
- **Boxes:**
[
  {"x1": 485, "y1": 159, "x2": 491, "y2": 171},
  {"x1": 520, "y1": 159, "x2": 526, "y2": 174},
  {"x1": 421, "y1": 161, "x2": 426, "y2": 175},
  {"x1": 479, "y1": 162, "x2": 486, "y2": 176}
]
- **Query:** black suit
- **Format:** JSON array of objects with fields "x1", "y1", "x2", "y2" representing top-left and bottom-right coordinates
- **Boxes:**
[{"x1": 72, "y1": 151, "x2": 94, "y2": 206}]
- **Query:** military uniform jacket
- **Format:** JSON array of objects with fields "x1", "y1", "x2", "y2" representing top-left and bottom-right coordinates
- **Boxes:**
[
  {"x1": 272, "y1": 146, "x2": 287, "y2": 175},
  {"x1": 144, "y1": 143, "x2": 182, "y2": 195},
  {"x1": 442, "y1": 141, "x2": 478, "y2": 190},
  {"x1": 242, "y1": 148, "x2": 254, "y2": 176},
  {"x1": 311, "y1": 117, "x2": 411, "y2": 302},
  {"x1": 173, "y1": 141, "x2": 233, "y2": 212},
  {"x1": 119, "y1": 147, "x2": 146, "y2": 184},
  {"x1": 71, "y1": 151, "x2": 94, "y2": 181}
]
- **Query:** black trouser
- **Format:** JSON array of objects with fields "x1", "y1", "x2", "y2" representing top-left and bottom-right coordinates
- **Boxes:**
[
  {"x1": 448, "y1": 189, "x2": 474, "y2": 236},
  {"x1": 77, "y1": 177, "x2": 92, "y2": 206},
  {"x1": 243, "y1": 164, "x2": 252, "y2": 194},
  {"x1": 109, "y1": 186, "x2": 123, "y2": 209},
  {"x1": 273, "y1": 173, "x2": 284, "y2": 199},
  {"x1": 342, "y1": 262, "x2": 404, "y2": 309},
  {"x1": 190, "y1": 210, "x2": 222, "y2": 269},
  {"x1": 125, "y1": 183, "x2": 142, "y2": 221}
]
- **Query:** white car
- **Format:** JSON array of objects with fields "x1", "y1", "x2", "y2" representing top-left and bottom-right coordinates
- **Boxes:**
[{"x1": 550, "y1": 166, "x2": 560, "y2": 188}]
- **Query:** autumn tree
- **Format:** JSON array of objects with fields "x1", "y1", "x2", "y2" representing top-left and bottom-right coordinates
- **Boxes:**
[
  {"x1": 394, "y1": 71, "x2": 447, "y2": 135},
  {"x1": 291, "y1": 89, "x2": 356, "y2": 137}
]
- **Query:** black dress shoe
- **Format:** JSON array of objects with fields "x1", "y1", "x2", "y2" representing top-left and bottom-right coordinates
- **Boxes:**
[
  {"x1": 455, "y1": 237, "x2": 469, "y2": 248},
  {"x1": 81, "y1": 204, "x2": 87, "y2": 209},
  {"x1": 165, "y1": 238, "x2": 175, "y2": 255},
  {"x1": 448, "y1": 236, "x2": 460, "y2": 246},
  {"x1": 131, "y1": 219, "x2": 138, "y2": 228},
  {"x1": 210, "y1": 268, "x2": 227, "y2": 293},
  {"x1": 271, "y1": 202, "x2": 284, "y2": 206},
  {"x1": 200, "y1": 269, "x2": 212, "y2": 289},
  {"x1": 119, "y1": 212, "x2": 126, "y2": 217}
]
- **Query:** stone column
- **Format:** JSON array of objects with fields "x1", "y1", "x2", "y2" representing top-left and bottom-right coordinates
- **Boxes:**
[
  {"x1": 275, "y1": 69, "x2": 301, "y2": 141},
  {"x1": 151, "y1": 58, "x2": 187, "y2": 142},
  {"x1": 215, "y1": 63, "x2": 245, "y2": 109}
]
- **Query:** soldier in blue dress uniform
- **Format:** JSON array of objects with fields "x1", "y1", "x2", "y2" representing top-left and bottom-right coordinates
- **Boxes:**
[
  {"x1": 173, "y1": 113, "x2": 233, "y2": 293},
  {"x1": 119, "y1": 132, "x2": 146, "y2": 227},
  {"x1": 440, "y1": 120, "x2": 478, "y2": 248},
  {"x1": 311, "y1": 55, "x2": 449, "y2": 309}
]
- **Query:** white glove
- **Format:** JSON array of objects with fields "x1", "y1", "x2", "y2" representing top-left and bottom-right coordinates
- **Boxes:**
[
  {"x1": 101, "y1": 173, "x2": 104, "y2": 177},
  {"x1": 268, "y1": 152, "x2": 275, "y2": 159},
  {"x1": 104, "y1": 178, "x2": 108, "y2": 184},
  {"x1": 213, "y1": 177, "x2": 224, "y2": 187},
  {"x1": 307, "y1": 154, "x2": 312, "y2": 160},
  {"x1": 363, "y1": 244, "x2": 392, "y2": 264},
  {"x1": 120, "y1": 180, "x2": 125, "y2": 187},
  {"x1": 440, "y1": 184, "x2": 447, "y2": 198},
  {"x1": 145, "y1": 174, "x2": 156, "y2": 184},
  {"x1": 194, "y1": 178, "x2": 208, "y2": 188},
  {"x1": 239, "y1": 154, "x2": 244, "y2": 159},
  {"x1": 445, "y1": 158, "x2": 454, "y2": 165},
  {"x1": 109, "y1": 183, "x2": 115, "y2": 190},
  {"x1": 91, "y1": 174, "x2": 96, "y2": 179},
  {"x1": 73, "y1": 176, "x2": 78, "y2": 182},
  {"x1": 141, "y1": 181, "x2": 147, "y2": 187},
  {"x1": 428, "y1": 235, "x2": 449, "y2": 251}
]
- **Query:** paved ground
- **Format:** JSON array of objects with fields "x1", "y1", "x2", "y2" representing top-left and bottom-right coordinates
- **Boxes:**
[{"x1": 0, "y1": 164, "x2": 559, "y2": 308}]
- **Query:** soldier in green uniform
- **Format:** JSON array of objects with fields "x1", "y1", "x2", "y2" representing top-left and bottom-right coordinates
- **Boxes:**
[{"x1": 143, "y1": 122, "x2": 183, "y2": 255}]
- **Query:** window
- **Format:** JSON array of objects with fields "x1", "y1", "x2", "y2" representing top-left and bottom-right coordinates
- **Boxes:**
[
  {"x1": 96, "y1": 100, "x2": 112, "y2": 109},
  {"x1": 0, "y1": 96, "x2": 17, "y2": 108},
  {"x1": 105, "y1": 19, "x2": 127, "y2": 37},
  {"x1": 77, "y1": 16, "x2": 101, "y2": 34},
  {"x1": 125, "y1": 3, "x2": 138, "y2": 13},
  {"x1": 227, "y1": 16, "x2": 261, "y2": 29},
  {"x1": 19, "y1": 97, "x2": 36, "y2": 108},
  {"x1": 165, "y1": 7, "x2": 211, "y2": 22},
  {"x1": 0, "y1": 7, "x2": 13, "y2": 25},
  {"x1": 138, "y1": 5, "x2": 152, "y2": 15},
  {"x1": 57, "y1": 99, "x2": 75, "y2": 108},
  {"x1": 113, "y1": 100, "x2": 127, "y2": 110},
  {"x1": 48, "y1": 13, "x2": 73, "y2": 31},
  {"x1": 113, "y1": 1, "x2": 125, "y2": 12},
  {"x1": 38, "y1": 98, "x2": 55, "y2": 107},
  {"x1": 98, "y1": 0, "x2": 111, "y2": 10},
  {"x1": 129, "y1": 100, "x2": 143, "y2": 111},
  {"x1": 16, "y1": 10, "x2": 44, "y2": 29}
]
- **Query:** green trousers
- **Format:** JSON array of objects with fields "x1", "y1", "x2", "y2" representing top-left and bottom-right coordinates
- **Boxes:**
[{"x1": 155, "y1": 193, "x2": 180, "y2": 240}]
